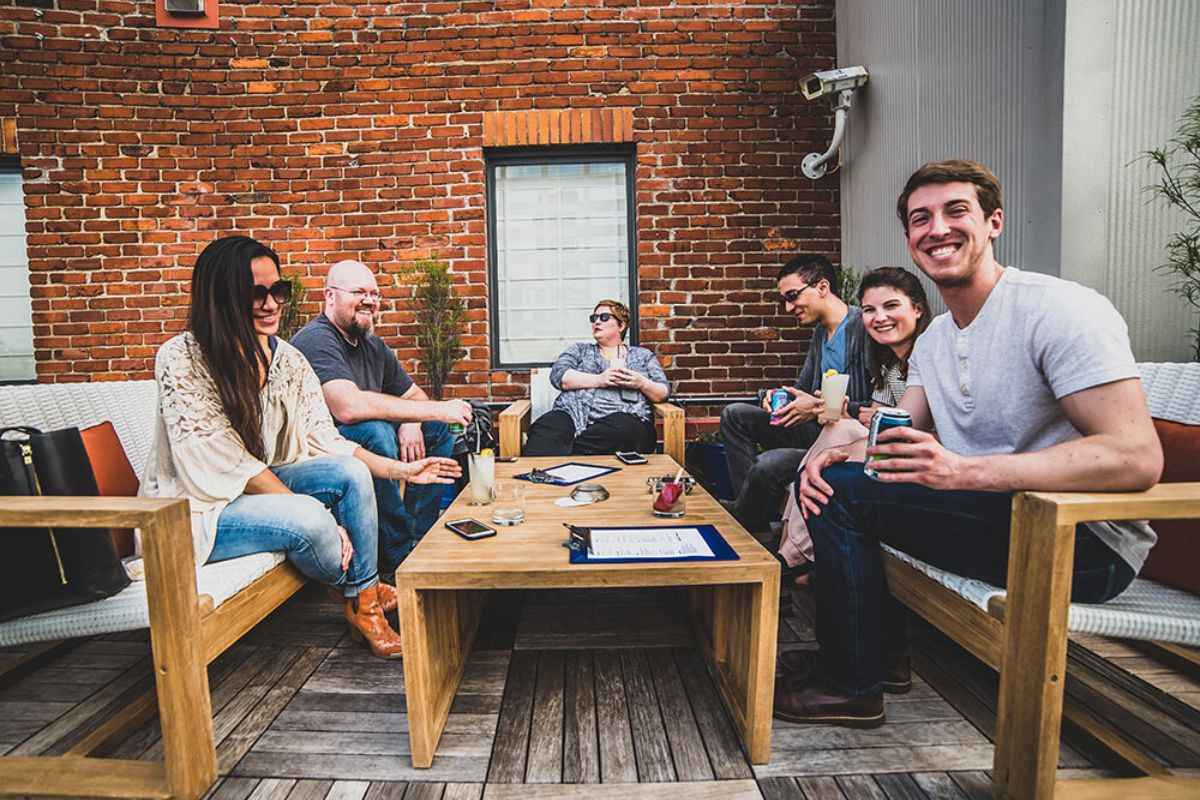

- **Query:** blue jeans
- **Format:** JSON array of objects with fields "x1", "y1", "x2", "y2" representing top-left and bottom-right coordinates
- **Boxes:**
[
  {"x1": 805, "y1": 462, "x2": 1135, "y2": 696},
  {"x1": 338, "y1": 419, "x2": 454, "y2": 575},
  {"x1": 209, "y1": 455, "x2": 379, "y2": 595}
]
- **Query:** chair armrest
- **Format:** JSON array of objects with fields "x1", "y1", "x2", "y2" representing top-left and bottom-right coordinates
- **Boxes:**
[
  {"x1": 499, "y1": 399, "x2": 531, "y2": 459},
  {"x1": 1019, "y1": 482, "x2": 1200, "y2": 526},
  {"x1": 653, "y1": 402, "x2": 686, "y2": 467}
]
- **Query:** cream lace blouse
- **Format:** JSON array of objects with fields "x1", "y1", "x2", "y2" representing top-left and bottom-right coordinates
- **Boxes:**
[{"x1": 140, "y1": 332, "x2": 360, "y2": 565}]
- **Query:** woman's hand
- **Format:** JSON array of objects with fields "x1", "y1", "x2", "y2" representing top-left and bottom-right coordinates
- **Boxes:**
[
  {"x1": 611, "y1": 367, "x2": 645, "y2": 390},
  {"x1": 395, "y1": 456, "x2": 462, "y2": 484},
  {"x1": 857, "y1": 403, "x2": 879, "y2": 427},
  {"x1": 337, "y1": 525, "x2": 353, "y2": 571},
  {"x1": 797, "y1": 446, "x2": 852, "y2": 518},
  {"x1": 816, "y1": 393, "x2": 850, "y2": 425},
  {"x1": 593, "y1": 368, "x2": 622, "y2": 388}
]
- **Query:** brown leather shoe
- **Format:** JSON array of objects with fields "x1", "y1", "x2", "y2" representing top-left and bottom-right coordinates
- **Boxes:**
[
  {"x1": 329, "y1": 582, "x2": 397, "y2": 614},
  {"x1": 773, "y1": 673, "x2": 884, "y2": 728},
  {"x1": 777, "y1": 649, "x2": 912, "y2": 694},
  {"x1": 345, "y1": 584, "x2": 403, "y2": 660}
]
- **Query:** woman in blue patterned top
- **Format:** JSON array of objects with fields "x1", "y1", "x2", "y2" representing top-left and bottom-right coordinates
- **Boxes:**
[{"x1": 525, "y1": 299, "x2": 671, "y2": 456}]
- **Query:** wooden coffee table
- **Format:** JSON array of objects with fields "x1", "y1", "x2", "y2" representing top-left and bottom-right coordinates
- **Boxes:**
[{"x1": 395, "y1": 454, "x2": 779, "y2": 767}]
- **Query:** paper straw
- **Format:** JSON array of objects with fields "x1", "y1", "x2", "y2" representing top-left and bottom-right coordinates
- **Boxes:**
[{"x1": 672, "y1": 465, "x2": 684, "y2": 484}]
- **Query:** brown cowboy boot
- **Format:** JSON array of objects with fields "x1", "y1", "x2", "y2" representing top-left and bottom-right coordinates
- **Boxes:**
[
  {"x1": 345, "y1": 583, "x2": 403, "y2": 659},
  {"x1": 328, "y1": 582, "x2": 397, "y2": 614}
]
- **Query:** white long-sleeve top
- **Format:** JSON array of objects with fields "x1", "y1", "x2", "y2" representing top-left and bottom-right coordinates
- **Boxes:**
[{"x1": 139, "y1": 332, "x2": 359, "y2": 565}]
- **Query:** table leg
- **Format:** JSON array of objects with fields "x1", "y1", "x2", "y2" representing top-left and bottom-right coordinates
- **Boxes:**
[
  {"x1": 397, "y1": 586, "x2": 487, "y2": 767},
  {"x1": 686, "y1": 576, "x2": 778, "y2": 764}
]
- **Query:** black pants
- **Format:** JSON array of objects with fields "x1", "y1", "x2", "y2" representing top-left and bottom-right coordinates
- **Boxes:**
[{"x1": 525, "y1": 410, "x2": 656, "y2": 457}]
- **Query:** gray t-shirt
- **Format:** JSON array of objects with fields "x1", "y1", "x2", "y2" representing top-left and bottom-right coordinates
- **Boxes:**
[{"x1": 907, "y1": 267, "x2": 1154, "y2": 572}]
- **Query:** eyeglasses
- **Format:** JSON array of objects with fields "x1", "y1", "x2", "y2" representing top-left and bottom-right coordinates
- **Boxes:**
[
  {"x1": 330, "y1": 286, "x2": 383, "y2": 303},
  {"x1": 589, "y1": 313, "x2": 616, "y2": 324},
  {"x1": 778, "y1": 283, "x2": 816, "y2": 305},
  {"x1": 253, "y1": 280, "x2": 293, "y2": 308}
]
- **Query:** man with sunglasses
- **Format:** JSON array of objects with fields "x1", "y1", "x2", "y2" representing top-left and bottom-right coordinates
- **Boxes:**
[
  {"x1": 719, "y1": 253, "x2": 872, "y2": 535},
  {"x1": 292, "y1": 259, "x2": 473, "y2": 576}
]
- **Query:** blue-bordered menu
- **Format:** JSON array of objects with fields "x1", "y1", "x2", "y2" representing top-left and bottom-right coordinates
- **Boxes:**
[
  {"x1": 569, "y1": 524, "x2": 738, "y2": 564},
  {"x1": 514, "y1": 462, "x2": 620, "y2": 486}
]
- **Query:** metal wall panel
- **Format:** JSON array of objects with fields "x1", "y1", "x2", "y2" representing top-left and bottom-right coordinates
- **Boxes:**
[
  {"x1": 1061, "y1": 0, "x2": 1200, "y2": 361},
  {"x1": 834, "y1": 0, "x2": 1066, "y2": 316}
]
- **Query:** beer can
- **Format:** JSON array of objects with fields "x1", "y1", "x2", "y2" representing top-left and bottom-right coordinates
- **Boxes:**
[
  {"x1": 864, "y1": 407, "x2": 912, "y2": 479},
  {"x1": 769, "y1": 389, "x2": 790, "y2": 420}
]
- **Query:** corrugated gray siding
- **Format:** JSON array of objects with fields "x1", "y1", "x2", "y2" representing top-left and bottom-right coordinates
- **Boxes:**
[
  {"x1": 1061, "y1": 0, "x2": 1200, "y2": 362},
  {"x1": 835, "y1": 0, "x2": 1198, "y2": 360}
]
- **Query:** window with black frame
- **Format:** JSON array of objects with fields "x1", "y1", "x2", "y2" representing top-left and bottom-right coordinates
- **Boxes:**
[
  {"x1": 0, "y1": 162, "x2": 34, "y2": 383},
  {"x1": 486, "y1": 148, "x2": 636, "y2": 369}
]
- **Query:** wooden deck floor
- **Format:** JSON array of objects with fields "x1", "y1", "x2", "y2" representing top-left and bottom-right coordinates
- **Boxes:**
[{"x1": 3, "y1": 582, "x2": 1200, "y2": 799}]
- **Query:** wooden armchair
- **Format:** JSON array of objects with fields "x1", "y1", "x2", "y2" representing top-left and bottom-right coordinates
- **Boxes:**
[
  {"x1": 498, "y1": 367, "x2": 685, "y2": 466},
  {"x1": 886, "y1": 484, "x2": 1200, "y2": 799}
]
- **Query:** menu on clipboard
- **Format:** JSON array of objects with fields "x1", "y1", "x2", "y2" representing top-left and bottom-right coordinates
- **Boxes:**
[
  {"x1": 515, "y1": 462, "x2": 619, "y2": 486},
  {"x1": 568, "y1": 524, "x2": 738, "y2": 564}
]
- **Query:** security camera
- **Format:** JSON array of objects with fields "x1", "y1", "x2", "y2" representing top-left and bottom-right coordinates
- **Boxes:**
[{"x1": 801, "y1": 66, "x2": 869, "y2": 101}]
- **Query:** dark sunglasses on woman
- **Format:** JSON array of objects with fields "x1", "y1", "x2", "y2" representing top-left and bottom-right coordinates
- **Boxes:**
[
  {"x1": 253, "y1": 280, "x2": 293, "y2": 308},
  {"x1": 589, "y1": 312, "x2": 615, "y2": 324}
]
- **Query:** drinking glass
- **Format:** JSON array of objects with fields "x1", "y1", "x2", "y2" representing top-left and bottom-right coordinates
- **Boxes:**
[
  {"x1": 821, "y1": 372, "x2": 850, "y2": 422},
  {"x1": 468, "y1": 452, "x2": 494, "y2": 505},
  {"x1": 491, "y1": 481, "x2": 526, "y2": 526}
]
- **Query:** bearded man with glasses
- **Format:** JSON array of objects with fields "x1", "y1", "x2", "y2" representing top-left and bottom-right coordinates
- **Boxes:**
[
  {"x1": 718, "y1": 253, "x2": 873, "y2": 536},
  {"x1": 292, "y1": 259, "x2": 473, "y2": 577}
]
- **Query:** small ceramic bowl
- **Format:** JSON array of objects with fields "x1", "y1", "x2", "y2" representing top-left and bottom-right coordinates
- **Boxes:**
[{"x1": 570, "y1": 483, "x2": 610, "y2": 504}]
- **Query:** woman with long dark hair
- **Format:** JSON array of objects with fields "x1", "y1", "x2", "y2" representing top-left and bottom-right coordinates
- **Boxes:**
[
  {"x1": 141, "y1": 236, "x2": 460, "y2": 659},
  {"x1": 777, "y1": 267, "x2": 930, "y2": 580}
]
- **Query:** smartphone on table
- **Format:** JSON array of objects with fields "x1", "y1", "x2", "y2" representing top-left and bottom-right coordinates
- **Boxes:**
[
  {"x1": 616, "y1": 451, "x2": 648, "y2": 465},
  {"x1": 445, "y1": 518, "x2": 497, "y2": 540}
]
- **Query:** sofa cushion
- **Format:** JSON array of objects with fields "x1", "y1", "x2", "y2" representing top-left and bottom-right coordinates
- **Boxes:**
[
  {"x1": 80, "y1": 421, "x2": 139, "y2": 558},
  {"x1": 1139, "y1": 418, "x2": 1200, "y2": 594}
]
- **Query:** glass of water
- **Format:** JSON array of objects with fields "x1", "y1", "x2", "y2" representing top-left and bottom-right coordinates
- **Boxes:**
[{"x1": 491, "y1": 481, "x2": 526, "y2": 526}]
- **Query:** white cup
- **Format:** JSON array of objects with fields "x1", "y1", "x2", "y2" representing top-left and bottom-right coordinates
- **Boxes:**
[
  {"x1": 821, "y1": 372, "x2": 850, "y2": 421},
  {"x1": 468, "y1": 452, "x2": 494, "y2": 505}
]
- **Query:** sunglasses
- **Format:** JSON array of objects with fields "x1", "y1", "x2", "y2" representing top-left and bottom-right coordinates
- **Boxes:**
[
  {"x1": 778, "y1": 283, "x2": 816, "y2": 305},
  {"x1": 589, "y1": 312, "x2": 616, "y2": 324},
  {"x1": 253, "y1": 280, "x2": 293, "y2": 308}
]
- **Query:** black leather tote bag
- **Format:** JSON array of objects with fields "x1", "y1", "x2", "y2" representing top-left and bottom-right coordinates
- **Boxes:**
[{"x1": 0, "y1": 426, "x2": 131, "y2": 623}]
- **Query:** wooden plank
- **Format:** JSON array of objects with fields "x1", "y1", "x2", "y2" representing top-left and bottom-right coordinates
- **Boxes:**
[
  {"x1": 251, "y1": 729, "x2": 491, "y2": 759},
  {"x1": 562, "y1": 651, "x2": 599, "y2": 783},
  {"x1": 481, "y1": 781, "x2": 763, "y2": 799},
  {"x1": 402, "y1": 783, "x2": 446, "y2": 800},
  {"x1": 947, "y1": 771, "x2": 993, "y2": 800},
  {"x1": 232, "y1": 751, "x2": 489, "y2": 783},
  {"x1": 248, "y1": 778, "x2": 296, "y2": 799},
  {"x1": 498, "y1": 400, "x2": 530, "y2": 459},
  {"x1": 988, "y1": 498, "x2": 1073, "y2": 800},
  {"x1": 0, "y1": 756, "x2": 169, "y2": 799},
  {"x1": 831, "y1": 774, "x2": 886, "y2": 798},
  {"x1": 217, "y1": 645, "x2": 329, "y2": 772},
  {"x1": 757, "y1": 776, "x2": 805, "y2": 799},
  {"x1": 672, "y1": 647, "x2": 753, "y2": 780},
  {"x1": 205, "y1": 776, "x2": 260, "y2": 800},
  {"x1": 66, "y1": 684, "x2": 158, "y2": 756},
  {"x1": 1053, "y1": 775, "x2": 1200, "y2": 799},
  {"x1": 874, "y1": 772, "x2": 931, "y2": 800},
  {"x1": 769, "y1": 720, "x2": 987, "y2": 751},
  {"x1": 752, "y1": 744, "x2": 994, "y2": 778},
  {"x1": 443, "y1": 783, "x2": 483, "y2": 800},
  {"x1": 325, "y1": 782, "x2": 370, "y2": 800},
  {"x1": 0, "y1": 640, "x2": 81, "y2": 689},
  {"x1": 363, "y1": 782, "x2": 407, "y2": 800},
  {"x1": 486, "y1": 649, "x2": 536, "y2": 783},
  {"x1": 910, "y1": 772, "x2": 972, "y2": 799},
  {"x1": 593, "y1": 649, "x2": 637, "y2": 783},
  {"x1": 621, "y1": 648, "x2": 675, "y2": 781},
  {"x1": 525, "y1": 650, "x2": 565, "y2": 783},
  {"x1": 1023, "y1": 482, "x2": 1200, "y2": 525},
  {"x1": 647, "y1": 648, "x2": 714, "y2": 781},
  {"x1": 514, "y1": 602, "x2": 693, "y2": 650},
  {"x1": 8, "y1": 654, "x2": 153, "y2": 755}
]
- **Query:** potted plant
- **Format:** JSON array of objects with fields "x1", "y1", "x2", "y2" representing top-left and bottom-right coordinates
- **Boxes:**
[
  {"x1": 401, "y1": 257, "x2": 466, "y2": 399},
  {"x1": 1143, "y1": 96, "x2": 1200, "y2": 360},
  {"x1": 277, "y1": 274, "x2": 307, "y2": 341}
]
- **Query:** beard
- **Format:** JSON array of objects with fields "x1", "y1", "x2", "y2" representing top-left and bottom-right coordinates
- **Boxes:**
[{"x1": 336, "y1": 308, "x2": 375, "y2": 340}]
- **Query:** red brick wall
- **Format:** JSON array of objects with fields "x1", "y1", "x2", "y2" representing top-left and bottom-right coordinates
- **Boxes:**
[{"x1": 0, "y1": 0, "x2": 839, "y2": 398}]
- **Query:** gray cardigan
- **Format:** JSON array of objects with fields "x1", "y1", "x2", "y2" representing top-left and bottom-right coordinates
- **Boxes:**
[
  {"x1": 548, "y1": 341, "x2": 671, "y2": 435},
  {"x1": 793, "y1": 306, "x2": 873, "y2": 416}
]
